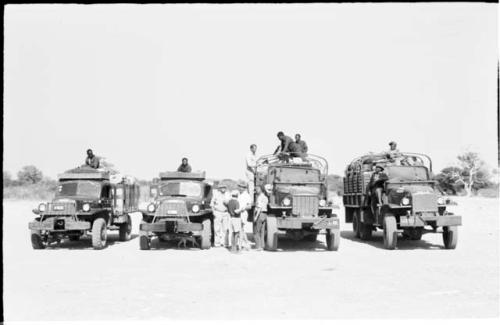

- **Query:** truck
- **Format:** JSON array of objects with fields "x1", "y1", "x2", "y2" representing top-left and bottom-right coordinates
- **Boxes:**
[
  {"x1": 139, "y1": 171, "x2": 213, "y2": 250},
  {"x1": 253, "y1": 153, "x2": 340, "y2": 251},
  {"x1": 343, "y1": 152, "x2": 462, "y2": 249},
  {"x1": 28, "y1": 166, "x2": 140, "y2": 249}
]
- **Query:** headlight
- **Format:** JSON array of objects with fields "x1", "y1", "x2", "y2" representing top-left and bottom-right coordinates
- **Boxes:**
[
  {"x1": 437, "y1": 197, "x2": 445, "y2": 205},
  {"x1": 319, "y1": 199, "x2": 326, "y2": 207},
  {"x1": 147, "y1": 203, "x2": 156, "y2": 213},
  {"x1": 38, "y1": 203, "x2": 46, "y2": 212},
  {"x1": 401, "y1": 197, "x2": 410, "y2": 206},
  {"x1": 282, "y1": 197, "x2": 291, "y2": 206},
  {"x1": 192, "y1": 205, "x2": 200, "y2": 213},
  {"x1": 82, "y1": 203, "x2": 91, "y2": 212}
]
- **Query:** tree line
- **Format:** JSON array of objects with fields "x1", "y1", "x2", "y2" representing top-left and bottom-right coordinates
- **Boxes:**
[{"x1": 3, "y1": 151, "x2": 498, "y2": 198}]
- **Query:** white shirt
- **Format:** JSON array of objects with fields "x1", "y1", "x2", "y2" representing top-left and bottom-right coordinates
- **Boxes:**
[
  {"x1": 246, "y1": 151, "x2": 257, "y2": 173},
  {"x1": 256, "y1": 193, "x2": 269, "y2": 212},
  {"x1": 210, "y1": 190, "x2": 231, "y2": 212},
  {"x1": 238, "y1": 190, "x2": 252, "y2": 218}
]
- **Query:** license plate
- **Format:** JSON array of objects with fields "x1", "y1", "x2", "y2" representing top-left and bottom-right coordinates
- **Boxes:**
[
  {"x1": 53, "y1": 205, "x2": 64, "y2": 211},
  {"x1": 167, "y1": 210, "x2": 178, "y2": 215}
]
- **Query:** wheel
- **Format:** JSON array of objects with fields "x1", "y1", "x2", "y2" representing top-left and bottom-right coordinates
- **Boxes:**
[
  {"x1": 326, "y1": 228, "x2": 340, "y2": 251},
  {"x1": 359, "y1": 222, "x2": 373, "y2": 240},
  {"x1": 118, "y1": 215, "x2": 132, "y2": 241},
  {"x1": 91, "y1": 218, "x2": 108, "y2": 250},
  {"x1": 443, "y1": 226, "x2": 458, "y2": 249},
  {"x1": 383, "y1": 214, "x2": 397, "y2": 250},
  {"x1": 352, "y1": 210, "x2": 361, "y2": 238},
  {"x1": 139, "y1": 235, "x2": 151, "y2": 250},
  {"x1": 200, "y1": 219, "x2": 212, "y2": 249},
  {"x1": 265, "y1": 216, "x2": 278, "y2": 251},
  {"x1": 304, "y1": 234, "x2": 318, "y2": 242},
  {"x1": 69, "y1": 235, "x2": 80, "y2": 241},
  {"x1": 31, "y1": 230, "x2": 46, "y2": 249}
]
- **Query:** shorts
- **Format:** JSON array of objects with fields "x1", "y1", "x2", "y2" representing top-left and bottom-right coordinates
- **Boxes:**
[{"x1": 230, "y1": 217, "x2": 242, "y2": 233}]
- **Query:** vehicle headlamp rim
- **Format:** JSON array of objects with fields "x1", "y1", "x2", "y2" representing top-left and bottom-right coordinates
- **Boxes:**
[
  {"x1": 147, "y1": 203, "x2": 156, "y2": 213},
  {"x1": 437, "y1": 197, "x2": 445, "y2": 205},
  {"x1": 38, "y1": 203, "x2": 46, "y2": 212},
  {"x1": 282, "y1": 197, "x2": 291, "y2": 206},
  {"x1": 319, "y1": 199, "x2": 326, "y2": 207},
  {"x1": 192, "y1": 204, "x2": 200, "y2": 213},
  {"x1": 82, "y1": 203, "x2": 91, "y2": 212},
  {"x1": 401, "y1": 197, "x2": 410, "y2": 206}
]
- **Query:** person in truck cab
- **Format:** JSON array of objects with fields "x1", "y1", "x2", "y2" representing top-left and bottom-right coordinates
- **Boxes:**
[{"x1": 369, "y1": 164, "x2": 389, "y2": 211}]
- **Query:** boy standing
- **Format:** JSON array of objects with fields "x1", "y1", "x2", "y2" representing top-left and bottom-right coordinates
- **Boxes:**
[{"x1": 227, "y1": 190, "x2": 242, "y2": 253}]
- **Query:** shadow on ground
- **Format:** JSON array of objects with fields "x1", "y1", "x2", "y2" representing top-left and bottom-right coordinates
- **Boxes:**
[
  {"x1": 41, "y1": 233, "x2": 139, "y2": 250},
  {"x1": 340, "y1": 230, "x2": 445, "y2": 250}
]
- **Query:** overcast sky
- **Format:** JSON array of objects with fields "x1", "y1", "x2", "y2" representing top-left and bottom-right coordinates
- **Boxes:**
[{"x1": 4, "y1": 3, "x2": 498, "y2": 181}]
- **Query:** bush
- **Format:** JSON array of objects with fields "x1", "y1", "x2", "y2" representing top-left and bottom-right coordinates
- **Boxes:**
[
  {"x1": 17, "y1": 165, "x2": 43, "y2": 184},
  {"x1": 477, "y1": 187, "x2": 499, "y2": 198}
]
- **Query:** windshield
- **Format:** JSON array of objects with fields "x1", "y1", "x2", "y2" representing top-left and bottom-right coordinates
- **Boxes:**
[
  {"x1": 385, "y1": 166, "x2": 429, "y2": 181},
  {"x1": 56, "y1": 181, "x2": 101, "y2": 198},
  {"x1": 274, "y1": 167, "x2": 320, "y2": 183},
  {"x1": 159, "y1": 181, "x2": 202, "y2": 197}
]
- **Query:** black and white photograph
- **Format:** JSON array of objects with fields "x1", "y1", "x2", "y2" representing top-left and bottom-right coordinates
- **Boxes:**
[{"x1": 2, "y1": 2, "x2": 498, "y2": 323}]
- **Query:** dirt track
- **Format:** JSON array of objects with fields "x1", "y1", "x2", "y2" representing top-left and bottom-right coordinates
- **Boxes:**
[{"x1": 3, "y1": 197, "x2": 499, "y2": 320}]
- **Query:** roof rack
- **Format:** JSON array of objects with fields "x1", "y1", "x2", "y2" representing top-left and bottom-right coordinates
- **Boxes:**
[
  {"x1": 346, "y1": 152, "x2": 433, "y2": 173},
  {"x1": 256, "y1": 153, "x2": 329, "y2": 175},
  {"x1": 159, "y1": 171, "x2": 206, "y2": 181}
]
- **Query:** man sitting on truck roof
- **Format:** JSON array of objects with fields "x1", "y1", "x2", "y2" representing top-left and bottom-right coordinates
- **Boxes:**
[
  {"x1": 177, "y1": 158, "x2": 192, "y2": 173},
  {"x1": 85, "y1": 149, "x2": 100, "y2": 169}
]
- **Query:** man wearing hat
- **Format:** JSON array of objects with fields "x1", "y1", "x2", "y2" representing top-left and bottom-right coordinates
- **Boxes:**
[
  {"x1": 236, "y1": 181, "x2": 252, "y2": 250},
  {"x1": 369, "y1": 164, "x2": 389, "y2": 213},
  {"x1": 210, "y1": 183, "x2": 231, "y2": 247},
  {"x1": 253, "y1": 184, "x2": 272, "y2": 251}
]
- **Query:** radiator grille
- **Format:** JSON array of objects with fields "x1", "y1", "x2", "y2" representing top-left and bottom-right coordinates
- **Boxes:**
[
  {"x1": 156, "y1": 200, "x2": 189, "y2": 217},
  {"x1": 292, "y1": 196, "x2": 318, "y2": 217},
  {"x1": 412, "y1": 193, "x2": 438, "y2": 212},
  {"x1": 46, "y1": 202, "x2": 77, "y2": 215}
]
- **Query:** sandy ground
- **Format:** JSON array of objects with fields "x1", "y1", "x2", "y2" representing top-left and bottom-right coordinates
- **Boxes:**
[{"x1": 3, "y1": 197, "x2": 499, "y2": 321}]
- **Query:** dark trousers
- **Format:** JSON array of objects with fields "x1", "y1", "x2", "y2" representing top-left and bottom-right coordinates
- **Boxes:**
[{"x1": 254, "y1": 212, "x2": 267, "y2": 249}]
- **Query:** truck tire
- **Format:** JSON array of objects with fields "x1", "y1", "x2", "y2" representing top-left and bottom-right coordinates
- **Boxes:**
[
  {"x1": 91, "y1": 218, "x2": 107, "y2": 250},
  {"x1": 139, "y1": 235, "x2": 151, "y2": 250},
  {"x1": 383, "y1": 214, "x2": 397, "y2": 250},
  {"x1": 265, "y1": 216, "x2": 278, "y2": 251},
  {"x1": 118, "y1": 216, "x2": 132, "y2": 241},
  {"x1": 31, "y1": 230, "x2": 46, "y2": 249},
  {"x1": 200, "y1": 219, "x2": 212, "y2": 250},
  {"x1": 352, "y1": 210, "x2": 361, "y2": 238},
  {"x1": 326, "y1": 228, "x2": 340, "y2": 251},
  {"x1": 359, "y1": 222, "x2": 373, "y2": 240},
  {"x1": 443, "y1": 226, "x2": 458, "y2": 249}
]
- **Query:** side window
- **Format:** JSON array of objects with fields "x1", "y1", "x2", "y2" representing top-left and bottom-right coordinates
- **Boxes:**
[{"x1": 101, "y1": 185, "x2": 109, "y2": 199}]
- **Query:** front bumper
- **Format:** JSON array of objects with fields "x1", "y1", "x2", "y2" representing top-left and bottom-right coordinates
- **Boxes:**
[
  {"x1": 277, "y1": 216, "x2": 339, "y2": 230},
  {"x1": 399, "y1": 214, "x2": 462, "y2": 227},
  {"x1": 28, "y1": 218, "x2": 91, "y2": 232},
  {"x1": 140, "y1": 220, "x2": 202, "y2": 233}
]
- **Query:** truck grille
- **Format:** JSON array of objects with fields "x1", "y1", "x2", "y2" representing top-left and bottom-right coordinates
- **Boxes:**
[
  {"x1": 292, "y1": 196, "x2": 318, "y2": 217},
  {"x1": 46, "y1": 202, "x2": 77, "y2": 215},
  {"x1": 412, "y1": 193, "x2": 438, "y2": 212},
  {"x1": 156, "y1": 200, "x2": 189, "y2": 217}
]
